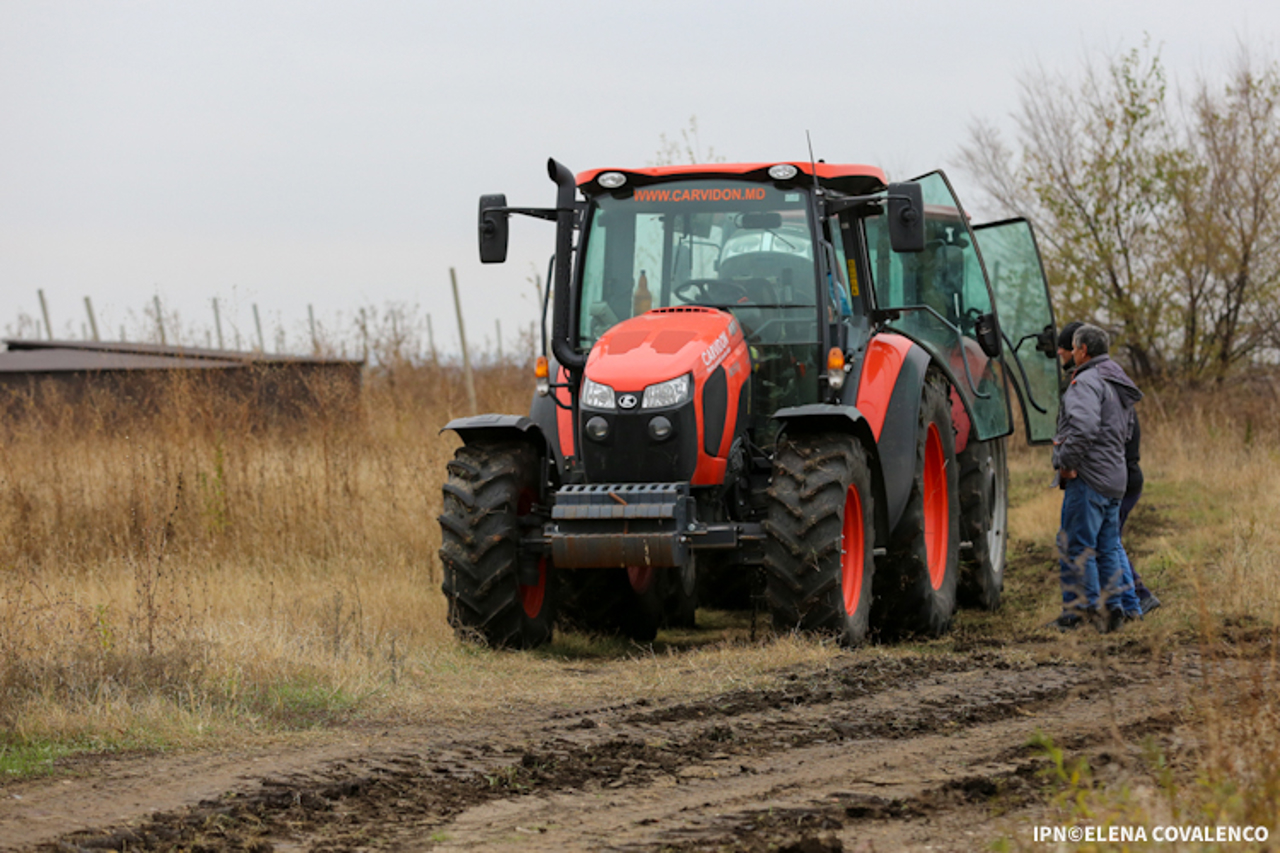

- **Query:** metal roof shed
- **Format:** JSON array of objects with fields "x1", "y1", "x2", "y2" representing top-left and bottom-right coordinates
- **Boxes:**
[{"x1": 0, "y1": 340, "x2": 364, "y2": 424}]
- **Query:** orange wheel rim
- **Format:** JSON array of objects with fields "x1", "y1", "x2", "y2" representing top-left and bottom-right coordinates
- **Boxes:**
[
  {"x1": 923, "y1": 423, "x2": 948, "y2": 590},
  {"x1": 841, "y1": 484, "x2": 865, "y2": 615},
  {"x1": 520, "y1": 557, "x2": 547, "y2": 618}
]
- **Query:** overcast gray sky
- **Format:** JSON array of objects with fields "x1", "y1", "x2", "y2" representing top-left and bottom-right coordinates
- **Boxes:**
[{"x1": 2, "y1": 1, "x2": 1276, "y2": 357}]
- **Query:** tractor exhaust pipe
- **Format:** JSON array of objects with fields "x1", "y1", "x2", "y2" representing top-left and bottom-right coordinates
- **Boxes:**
[{"x1": 548, "y1": 158, "x2": 587, "y2": 373}]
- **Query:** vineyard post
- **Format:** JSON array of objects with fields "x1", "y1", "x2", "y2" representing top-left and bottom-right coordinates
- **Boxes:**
[{"x1": 450, "y1": 267, "x2": 478, "y2": 415}]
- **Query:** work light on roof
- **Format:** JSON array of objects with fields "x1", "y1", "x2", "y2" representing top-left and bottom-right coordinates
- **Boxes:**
[
  {"x1": 768, "y1": 164, "x2": 799, "y2": 180},
  {"x1": 598, "y1": 171, "x2": 627, "y2": 189}
]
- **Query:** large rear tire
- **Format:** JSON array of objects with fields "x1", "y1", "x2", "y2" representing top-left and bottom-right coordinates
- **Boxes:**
[
  {"x1": 438, "y1": 442, "x2": 556, "y2": 649},
  {"x1": 873, "y1": 374, "x2": 960, "y2": 637},
  {"x1": 958, "y1": 437, "x2": 1008, "y2": 610},
  {"x1": 763, "y1": 432, "x2": 876, "y2": 647}
]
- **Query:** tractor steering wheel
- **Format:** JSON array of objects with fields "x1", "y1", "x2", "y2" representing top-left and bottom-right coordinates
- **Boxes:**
[{"x1": 674, "y1": 278, "x2": 751, "y2": 306}]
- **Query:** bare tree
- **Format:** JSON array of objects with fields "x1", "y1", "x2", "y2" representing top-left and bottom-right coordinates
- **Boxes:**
[
  {"x1": 959, "y1": 41, "x2": 1280, "y2": 381},
  {"x1": 1169, "y1": 45, "x2": 1280, "y2": 376},
  {"x1": 650, "y1": 116, "x2": 724, "y2": 166},
  {"x1": 959, "y1": 44, "x2": 1180, "y2": 379}
]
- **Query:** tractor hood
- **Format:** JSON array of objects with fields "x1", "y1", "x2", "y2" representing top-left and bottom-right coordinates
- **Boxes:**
[
  {"x1": 579, "y1": 306, "x2": 752, "y2": 487},
  {"x1": 584, "y1": 307, "x2": 747, "y2": 390}
]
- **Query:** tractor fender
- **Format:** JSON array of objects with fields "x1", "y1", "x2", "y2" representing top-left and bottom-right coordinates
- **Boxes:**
[
  {"x1": 441, "y1": 414, "x2": 550, "y2": 459},
  {"x1": 772, "y1": 404, "x2": 890, "y2": 545},
  {"x1": 851, "y1": 335, "x2": 934, "y2": 534}
]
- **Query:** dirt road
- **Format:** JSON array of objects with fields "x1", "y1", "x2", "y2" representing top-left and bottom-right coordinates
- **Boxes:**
[{"x1": 1, "y1": 633, "x2": 1190, "y2": 853}]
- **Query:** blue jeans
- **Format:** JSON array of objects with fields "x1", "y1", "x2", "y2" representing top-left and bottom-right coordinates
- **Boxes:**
[{"x1": 1058, "y1": 478, "x2": 1138, "y2": 614}]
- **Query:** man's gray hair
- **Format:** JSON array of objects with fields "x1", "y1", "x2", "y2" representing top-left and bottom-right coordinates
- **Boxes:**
[{"x1": 1072, "y1": 323, "x2": 1109, "y2": 357}]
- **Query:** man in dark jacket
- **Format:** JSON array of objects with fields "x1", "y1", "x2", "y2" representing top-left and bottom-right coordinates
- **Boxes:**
[
  {"x1": 1053, "y1": 324, "x2": 1143, "y2": 630},
  {"x1": 1056, "y1": 323, "x2": 1159, "y2": 614}
]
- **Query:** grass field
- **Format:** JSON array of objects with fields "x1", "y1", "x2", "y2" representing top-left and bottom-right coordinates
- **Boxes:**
[
  {"x1": 2, "y1": 356, "x2": 1279, "y2": 847},
  {"x1": 0, "y1": 360, "x2": 848, "y2": 760}
]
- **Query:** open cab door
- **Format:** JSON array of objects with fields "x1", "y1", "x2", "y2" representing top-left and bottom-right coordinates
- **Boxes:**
[
  {"x1": 970, "y1": 219, "x2": 1059, "y2": 444},
  {"x1": 863, "y1": 171, "x2": 1013, "y2": 443}
]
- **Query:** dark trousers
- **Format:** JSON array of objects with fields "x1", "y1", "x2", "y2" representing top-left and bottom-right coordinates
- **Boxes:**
[{"x1": 1119, "y1": 488, "x2": 1153, "y2": 600}]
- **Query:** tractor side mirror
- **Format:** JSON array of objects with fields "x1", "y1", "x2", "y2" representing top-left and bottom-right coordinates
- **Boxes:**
[
  {"x1": 974, "y1": 311, "x2": 1002, "y2": 359},
  {"x1": 478, "y1": 193, "x2": 509, "y2": 264},
  {"x1": 887, "y1": 182, "x2": 925, "y2": 253}
]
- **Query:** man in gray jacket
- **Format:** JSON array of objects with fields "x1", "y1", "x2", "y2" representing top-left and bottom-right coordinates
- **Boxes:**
[{"x1": 1053, "y1": 324, "x2": 1144, "y2": 631}]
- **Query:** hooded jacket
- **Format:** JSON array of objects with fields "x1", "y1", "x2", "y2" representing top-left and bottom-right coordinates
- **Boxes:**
[{"x1": 1052, "y1": 354, "x2": 1143, "y2": 499}]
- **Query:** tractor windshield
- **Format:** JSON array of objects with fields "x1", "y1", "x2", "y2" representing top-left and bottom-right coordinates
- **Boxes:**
[{"x1": 577, "y1": 180, "x2": 821, "y2": 350}]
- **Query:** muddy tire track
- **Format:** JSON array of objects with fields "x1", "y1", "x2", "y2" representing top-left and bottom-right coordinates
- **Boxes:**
[{"x1": 7, "y1": 646, "x2": 1188, "y2": 853}]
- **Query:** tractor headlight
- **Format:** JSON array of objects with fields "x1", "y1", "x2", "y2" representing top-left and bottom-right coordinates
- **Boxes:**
[
  {"x1": 585, "y1": 416, "x2": 610, "y2": 441},
  {"x1": 642, "y1": 374, "x2": 692, "y2": 409},
  {"x1": 581, "y1": 377, "x2": 616, "y2": 410},
  {"x1": 648, "y1": 415, "x2": 673, "y2": 441}
]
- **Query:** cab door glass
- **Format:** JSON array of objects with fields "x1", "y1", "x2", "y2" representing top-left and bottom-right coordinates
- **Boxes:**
[
  {"x1": 825, "y1": 216, "x2": 853, "y2": 317},
  {"x1": 864, "y1": 171, "x2": 1012, "y2": 441},
  {"x1": 972, "y1": 218, "x2": 1060, "y2": 443}
]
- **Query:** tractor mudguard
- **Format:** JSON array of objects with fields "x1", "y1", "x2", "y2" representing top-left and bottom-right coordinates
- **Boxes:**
[
  {"x1": 772, "y1": 404, "x2": 889, "y2": 544},
  {"x1": 850, "y1": 335, "x2": 933, "y2": 535},
  {"x1": 441, "y1": 414, "x2": 551, "y2": 458}
]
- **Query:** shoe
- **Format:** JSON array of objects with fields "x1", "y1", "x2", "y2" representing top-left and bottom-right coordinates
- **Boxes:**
[
  {"x1": 1139, "y1": 593, "x2": 1162, "y2": 615},
  {"x1": 1105, "y1": 608, "x2": 1125, "y2": 633},
  {"x1": 1054, "y1": 612, "x2": 1085, "y2": 631}
]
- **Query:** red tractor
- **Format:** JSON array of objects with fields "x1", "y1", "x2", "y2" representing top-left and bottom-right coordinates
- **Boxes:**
[{"x1": 440, "y1": 159, "x2": 1062, "y2": 647}]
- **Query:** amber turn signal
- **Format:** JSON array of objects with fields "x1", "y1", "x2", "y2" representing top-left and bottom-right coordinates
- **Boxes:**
[
  {"x1": 535, "y1": 355, "x2": 550, "y2": 396},
  {"x1": 827, "y1": 348, "x2": 846, "y2": 391}
]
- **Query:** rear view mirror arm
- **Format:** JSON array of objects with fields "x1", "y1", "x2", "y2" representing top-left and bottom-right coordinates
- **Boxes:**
[{"x1": 485, "y1": 206, "x2": 572, "y2": 223}]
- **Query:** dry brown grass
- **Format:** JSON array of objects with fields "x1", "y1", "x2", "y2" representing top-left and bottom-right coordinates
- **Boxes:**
[
  {"x1": 2, "y1": 353, "x2": 1280, "y2": 821},
  {"x1": 0, "y1": 358, "x2": 854, "y2": 765}
]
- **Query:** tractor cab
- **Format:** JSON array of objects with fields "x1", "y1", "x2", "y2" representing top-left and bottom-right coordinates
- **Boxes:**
[{"x1": 575, "y1": 175, "x2": 834, "y2": 444}]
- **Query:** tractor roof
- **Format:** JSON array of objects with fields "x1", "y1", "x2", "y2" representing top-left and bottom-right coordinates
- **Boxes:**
[{"x1": 576, "y1": 162, "x2": 888, "y2": 197}]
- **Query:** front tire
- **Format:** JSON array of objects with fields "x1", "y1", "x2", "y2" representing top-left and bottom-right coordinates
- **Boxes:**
[
  {"x1": 438, "y1": 442, "x2": 556, "y2": 649},
  {"x1": 763, "y1": 432, "x2": 876, "y2": 647},
  {"x1": 874, "y1": 374, "x2": 960, "y2": 637}
]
